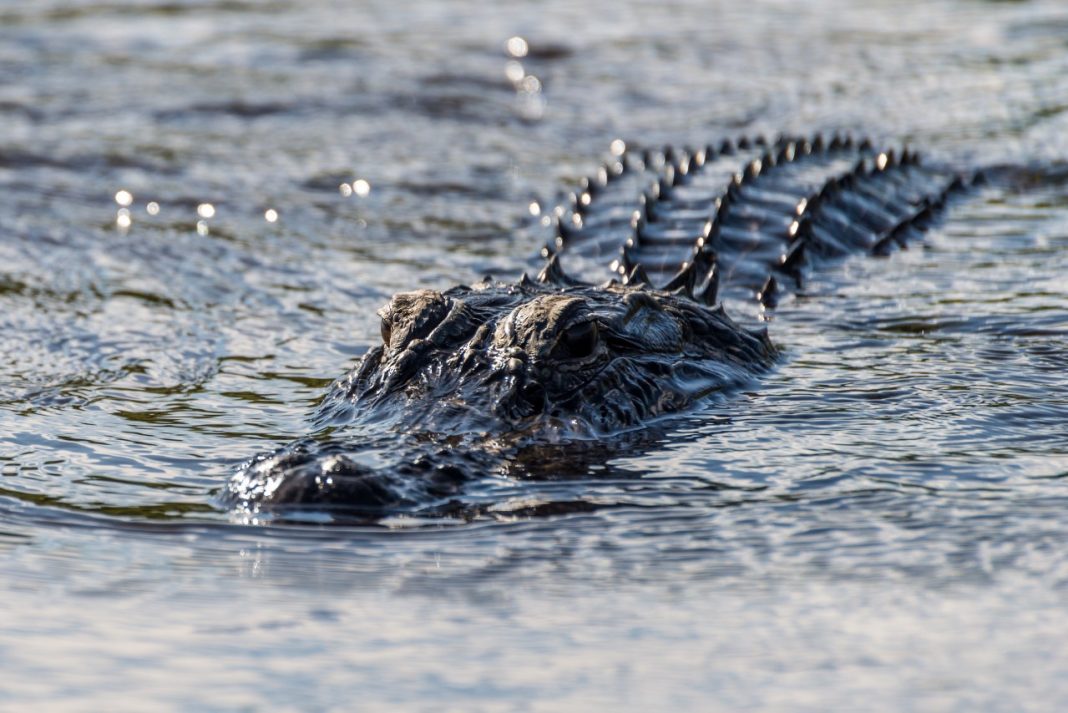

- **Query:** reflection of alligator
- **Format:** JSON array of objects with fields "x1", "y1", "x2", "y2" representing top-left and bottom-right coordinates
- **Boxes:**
[{"x1": 223, "y1": 134, "x2": 980, "y2": 521}]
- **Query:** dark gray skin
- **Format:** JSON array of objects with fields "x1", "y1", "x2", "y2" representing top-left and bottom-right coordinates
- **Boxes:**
[
  {"x1": 223, "y1": 276, "x2": 775, "y2": 520},
  {"x1": 224, "y1": 133, "x2": 985, "y2": 521},
  {"x1": 316, "y1": 278, "x2": 775, "y2": 438}
]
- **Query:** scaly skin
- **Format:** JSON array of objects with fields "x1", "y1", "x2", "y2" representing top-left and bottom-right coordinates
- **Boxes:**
[
  {"x1": 316, "y1": 278, "x2": 775, "y2": 437},
  {"x1": 223, "y1": 277, "x2": 775, "y2": 520},
  {"x1": 223, "y1": 133, "x2": 979, "y2": 521}
]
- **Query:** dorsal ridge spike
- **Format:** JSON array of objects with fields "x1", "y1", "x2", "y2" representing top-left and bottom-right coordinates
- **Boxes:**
[
  {"x1": 690, "y1": 246, "x2": 715, "y2": 274},
  {"x1": 620, "y1": 243, "x2": 636, "y2": 273},
  {"x1": 638, "y1": 191, "x2": 653, "y2": 219},
  {"x1": 630, "y1": 208, "x2": 647, "y2": 236},
  {"x1": 562, "y1": 207, "x2": 586, "y2": 234},
  {"x1": 554, "y1": 214, "x2": 576, "y2": 243},
  {"x1": 818, "y1": 177, "x2": 840, "y2": 201},
  {"x1": 694, "y1": 263, "x2": 719, "y2": 306},
  {"x1": 662, "y1": 257, "x2": 699, "y2": 296},
  {"x1": 744, "y1": 159, "x2": 762, "y2": 181},
  {"x1": 691, "y1": 147, "x2": 707, "y2": 169},
  {"x1": 663, "y1": 162, "x2": 677, "y2": 183},
  {"x1": 674, "y1": 153, "x2": 692, "y2": 181},
  {"x1": 726, "y1": 177, "x2": 743, "y2": 201},
  {"x1": 718, "y1": 189, "x2": 733, "y2": 216},
  {"x1": 913, "y1": 201, "x2": 935, "y2": 229},
  {"x1": 537, "y1": 253, "x2": 576, "y2": 286},
  {"x1": 700, "y1": 218, "x2": 721, "y2": 251},
  {"x1": 779, "y1": 239, "x2": 806, "y2": 281},
  {"x1": 776, "y1": 141, "x2": 796, "y2": 163},
  {"x1": 758, "y1": 275, "x2": 779, "y2": 309},
  {"x1": 624, "y1": 263, "x2": 652, "y2": 287},
  {"x1": 579, "y1": 175, "x2": 601, "y2": 198}
]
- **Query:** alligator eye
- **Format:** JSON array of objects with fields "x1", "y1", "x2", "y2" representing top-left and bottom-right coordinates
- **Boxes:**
[
  {"x1": 380, "y1": 318, "x2": 392, "y2": 347},
  {"x1": 557, "y1": 320, "x2": 599, "y2": 360}
]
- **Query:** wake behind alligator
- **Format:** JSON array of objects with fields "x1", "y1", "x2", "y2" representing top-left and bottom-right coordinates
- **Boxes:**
[{"x1": 224, "y1": 133, "x2": 993, "y2": 522}]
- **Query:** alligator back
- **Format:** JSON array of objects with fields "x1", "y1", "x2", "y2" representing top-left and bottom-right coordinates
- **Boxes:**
[{"x1": 543, "y1": 134, "x2": 969, "y2": 312}]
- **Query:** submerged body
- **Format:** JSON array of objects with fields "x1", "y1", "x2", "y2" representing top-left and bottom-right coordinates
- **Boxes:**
[{"x1": 224, "y1": 133, "x2": 977, "y2": 520}]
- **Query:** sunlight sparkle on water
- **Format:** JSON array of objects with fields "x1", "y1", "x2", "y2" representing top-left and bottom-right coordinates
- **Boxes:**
[
  {"x1": 146, "y1": 201, "x2": 160, "y2": 216},
  {"x1": 114, "y1": 190, "x2": 132, "y2": 207},
  {"x1": 264, "y1": 208, "x2": 278, "y2": 223},
  {"x1": 196, "y1": 220, "x2": 209, "y2": 236},
  {"x1": 197, "y1": 203, "x2": 216, "y2": 219},
  {"x1": 519, "y1": 75, "x2": 541, "y2": 94},
  {"x1": 116, "y1": 208, "x2": 131, "y2": 229},
  {"x1": 504, "y1": 60, "x2": 525, "y2": 84},
  {"x1": 352, "y1": 179, "x2": 370, "y2": 197},
  {"x1": 506, "y1": 36, "x2": 528, "y2": 58}
]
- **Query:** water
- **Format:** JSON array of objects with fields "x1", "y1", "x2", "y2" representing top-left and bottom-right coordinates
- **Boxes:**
[{"x1": 2, "y1": 0, "x2": 1068, "y2": 709}]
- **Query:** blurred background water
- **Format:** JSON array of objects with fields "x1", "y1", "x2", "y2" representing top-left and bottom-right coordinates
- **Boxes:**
[{"x1": 2, "y1": 0, "x2": 1068, "y2": 710}]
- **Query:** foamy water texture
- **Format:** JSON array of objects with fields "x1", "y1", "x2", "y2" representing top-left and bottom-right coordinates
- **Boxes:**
[{"x1": 1, "y1": 0, "x2": 1068, "y2": 710}]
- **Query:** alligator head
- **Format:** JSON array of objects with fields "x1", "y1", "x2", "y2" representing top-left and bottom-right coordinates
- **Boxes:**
[{"x1": 315, "y1": 271, "x2": 775, "y2": 439}]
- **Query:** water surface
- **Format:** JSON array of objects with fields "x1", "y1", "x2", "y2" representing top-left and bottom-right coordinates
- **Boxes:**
[{"x1": 2, "y1": 0, "x2": 1068, "y2": 710}]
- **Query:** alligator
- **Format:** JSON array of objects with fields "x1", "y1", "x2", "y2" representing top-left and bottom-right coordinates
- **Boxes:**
[{"x1": 223, "y1": 133, "x2": 987, "y2": 522}]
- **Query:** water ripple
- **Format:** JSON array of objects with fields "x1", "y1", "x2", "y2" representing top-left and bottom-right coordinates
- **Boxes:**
[{"x1": 4, "y1": 0, "x2": 1068, "y2": 707}]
